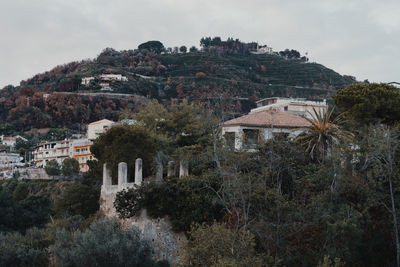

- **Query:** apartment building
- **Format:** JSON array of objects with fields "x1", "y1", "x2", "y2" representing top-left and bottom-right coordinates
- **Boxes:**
[
  {"x1": 73, "y1": 139, "x2": 94, "y2": 172},
  {"x1": 33, "y1": 140, "x2": 73, "y2": 167},
  {"x1": 87, "y1": 119, "x2": 115, "y2": 140}
]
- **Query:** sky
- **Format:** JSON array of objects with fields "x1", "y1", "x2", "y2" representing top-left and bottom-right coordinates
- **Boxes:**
[{"x1": 0, "y1": 0, "x2": 399, "y2": 88}]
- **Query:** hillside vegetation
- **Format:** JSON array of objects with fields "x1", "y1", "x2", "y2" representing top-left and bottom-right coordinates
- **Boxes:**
[{"x1": 0, "y1": 38, "x2": 354, "y2": 131}]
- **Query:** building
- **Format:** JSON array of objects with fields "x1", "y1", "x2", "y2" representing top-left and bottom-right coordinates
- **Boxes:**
[
  {"x1": 250, "y1": 97, "x2": 327, "y2": 119},
  {"x1": 33, "y1": 139, "x2": 73, "y2": 167},
  {"x1": 388, "y1": 82, "x2": 400, "y2": 89},
  {"x1": 99, "y1": 74, "x2": 128, "y2": 82},
  {"x1": 250, "y1": 45, "x2": 273, "y2": 55},
  {"x1": 72, "y1": 139, "x2": 94, "y2": 172},
  {"x1": 0, "y1": 153, "x2": 23, "y2": 169},
  {"x1": 0, "y1": 153, "x2": 24, "y2": 179},
  {"x1": 87, "y1": 119, "x2": 115, "y2": 140},
  {"x1": 1, "y1": 135, "x2": 28, "y2": 148},
  {"x1": 81, "y1": 77, "x2": 95, "y2": 85},
  {"x1": 222, "y1": 110, "x2": 311, "y2": 150}
]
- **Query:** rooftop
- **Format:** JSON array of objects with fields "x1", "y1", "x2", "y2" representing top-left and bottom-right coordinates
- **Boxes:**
[{"x1": 223, "y1": 110, "x2": 311, "y2": 128}]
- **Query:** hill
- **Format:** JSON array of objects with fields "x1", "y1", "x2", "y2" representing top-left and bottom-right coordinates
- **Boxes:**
[{"x1": 0, "y1": 39, "x2": 355, "y2": 131}]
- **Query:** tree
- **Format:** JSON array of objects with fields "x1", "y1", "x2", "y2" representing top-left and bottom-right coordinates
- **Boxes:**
[
  {"x1": 297, "y1": 108, "x2": 353, "y2": 161},
  {"x1": 138, "y1": 40, "x2": 165, "y2": 53},
  {"x1": 179, "y1": 46, "x2": 187, "y2": 53},
  {"x1": 333, "y1": 83, "x2": 400, "y2": 125},
  {"x1": 0, "y1": 186, "x2": 18, "y2": 232},
  {"x1": 200, "y1": 37, "x2": 212, "y2": 48},
  {"x1": 62, "y1": 158, "x2": 80, "y2": 177},
  {"x1": 189, "y1": 46, "x2": 198, "y2": 52},
  {"x1": 50, "y1": 218, "x2": 162, "y2": 267},
  {"x1": 44, "y1": 159, "x2": 61, "y2": 177},
  {"x1": 0, "y1": 228, "x2": 49, "y2": 267},
  {"x1": 352, "y1": 125, "x2": 400, "y2": 267},
  {"x1": 180, "y1": 222, "x2": 268, "y2": 267},
  {"x1": 90, "y1": 125, "x2": 157, "y2": 182},
  {"x1": 54, "y1": 182, "x2": 99, "y2": 218},
  {"x1": 210, "y1": 36, "x2": 222, "y2": 46}
]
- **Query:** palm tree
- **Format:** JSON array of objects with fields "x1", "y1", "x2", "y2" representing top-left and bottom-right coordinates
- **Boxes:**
[{"x1": 297, "y1": 107, "x2": 353, "y2": 161}]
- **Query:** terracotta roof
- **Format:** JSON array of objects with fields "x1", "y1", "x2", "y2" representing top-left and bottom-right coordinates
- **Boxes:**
[{"x1": 223, "y1": 110, "x2": 311, "y2": 128}]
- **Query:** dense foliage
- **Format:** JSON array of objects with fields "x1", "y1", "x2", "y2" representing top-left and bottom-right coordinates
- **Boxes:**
[
  {"x1": 50, "y1": 218, "x2": 166, "y2": 267},
  {"x1": 115, "y1": 176, "x2": 224, "y2": 232},
  {"x1": 0, "y1": 38, "x2": 353, "y2": 131},
  {"x1": 61, "y1": 157, "x2": 80, "y2": 177},
  {"x1": 113, "y1": 113, "x2": 400, "y2": 266},
  {"x1": 90, "y1": 125, "x2": 157, "y2": 182},
  {"x1": 334, "y1": 83, "x2": 400, "y2": 125},
  {"x1": 180, "y1": 222, "x2": 269, "y2": 267}
]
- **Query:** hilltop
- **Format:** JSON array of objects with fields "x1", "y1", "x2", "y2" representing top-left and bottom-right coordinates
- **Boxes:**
[{"x1": 0, "y1": 38, "x2": 356, "y2": 131}]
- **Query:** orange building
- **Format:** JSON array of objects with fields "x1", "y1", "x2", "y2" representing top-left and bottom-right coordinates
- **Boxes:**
[{"x1": 73, "y1": 142, "x2": 94, "y2": 172}]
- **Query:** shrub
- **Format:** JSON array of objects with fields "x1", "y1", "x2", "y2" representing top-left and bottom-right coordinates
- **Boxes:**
[
  {"x1": 54, "y1": 182, "x2": 99, "y2": 218},
  {"x1": 50, "y1": 218, "x2": 163, "y2": 267},
  {"x1": 45, "y1": 159, "x2": 61, "y2": 177},
  {"x1": 0, "y1": 228, "x2": 49, "y2": 267},
  {"x1": 62, "y1": 158, "x2": 80, "y2": 177},
  {"x1": 114, "y1": 176, "x2": 224, "y2": 232},
  {"x1": 180, "y1": 222, "x2": 269, "y2": 267}
]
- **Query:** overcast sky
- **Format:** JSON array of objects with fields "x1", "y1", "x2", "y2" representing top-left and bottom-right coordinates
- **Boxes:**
[{"x1": 1, "y1": 0, "x2": 399, "y2": 88}]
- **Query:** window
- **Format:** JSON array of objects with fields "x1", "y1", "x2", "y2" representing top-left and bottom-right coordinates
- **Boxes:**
[
  {"x1": 243, "y1": 129, "x2": 260, "y2": 149},
  {"x1": 273, "y1": 132, "x2": 289, "y2": 140},
  {"x1": 284, "y1": 106, "x2": 288, "y2": 111}
]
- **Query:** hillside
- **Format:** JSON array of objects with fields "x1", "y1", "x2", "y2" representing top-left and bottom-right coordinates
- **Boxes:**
[{"x1": 0, "y1": 41, "x2": 355, "y2": 131}]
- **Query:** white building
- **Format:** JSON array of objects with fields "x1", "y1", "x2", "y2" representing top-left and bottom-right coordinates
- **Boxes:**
[
  {"x1": 250, "y1": 45, "x2": 273, "y2": 55},
  {"x1": 388, "y1": 82, "x2": 400, "y2": 89},
  {"x1": 33, "y1": 139, "x2": 73, "y2": 167},
  {"x1": 99, "y1": 74, "x2": 128, "y2": 82},
  {"x1": 81, "y1": 77, "x2": 95, "y2": 85},
  {"x1": 87, "y1": 119, "x2": 115, "y2": 140},
  {"x1": 0, "y1": 135, "x2": 28, "y2": 148},
  {"x1": 250, "y1": 97, "x2": 327, "y2": 119},
  {"x1": 222, "y1": 109, "x2": 311, "y2": 150},
  {"x1": 0, "y1": 153, "x2": 23, "y2": 169}
]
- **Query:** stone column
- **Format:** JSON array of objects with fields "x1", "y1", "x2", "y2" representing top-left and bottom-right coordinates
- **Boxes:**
[
  {"x1": 135, "y1": 158, "x2": 143, "y2": 185},
  {"x1": 156, "y1": 161, "x2": 163, "y2": 181},
  {"x1": 179, "y1": 160, "x2": 189, "y2": 177},
  {"x1": 167, "y1": 161, "x2": 175, "y2": 177},
  {"x1": 118, "y1": 162, "x2": 127, "y2": 189},
  {"x1": 102, "y1": 163, "x2": 111, "y2": 186}
]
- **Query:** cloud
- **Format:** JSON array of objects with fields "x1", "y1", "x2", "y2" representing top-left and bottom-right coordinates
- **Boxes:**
[{"x1": 0, "y1": 0, "x2": 399, "y2": 87}]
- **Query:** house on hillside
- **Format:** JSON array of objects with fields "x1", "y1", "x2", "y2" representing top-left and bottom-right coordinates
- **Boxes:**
[
  {"x1": 222, "y1": 110, "x2": 311, "y2": 150},
  {"x1": 72, "y1": 139, "x2": 94, "y2": 172},
  {"x1": 99, "y1": 74, "x2": 128, "y2": 82},
  {"x1": 0, "y1": 135, "x2": 28, "y2": 148},
  {"x1": 388, "y1": 82, "x2": 400, "y2": 89},
  {"x1": 250, "y1": 45, "x2": 273, "y2": 55},
  {"x1": 81, "y1": 77, "x2": 95, "y2": 85},
  {"x1": 33, "y1": 139, "x2": 73, "y2": 167},
  {"x1": 87, "y1": 119, "x2": 115, "y2": 140},
  {"x1": 250, "y1": 97, "x2": 327, "y2": 119}
]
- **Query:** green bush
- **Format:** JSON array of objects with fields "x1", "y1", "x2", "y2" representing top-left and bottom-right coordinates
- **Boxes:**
[
  {"x1": 0, "y1": 228, "x2": 49, "y2": 267},
  {"x1": 62, "y1": 158, "x2": 80, "y2": 177},
  {"x1": 50, "y1": 218, "x2": 163, "y2": 267},
  {"x1": 114, "y1": 176, "x2": 224, "y2": 232},
  {"x1": 54, "y1": 182, "x2": 99, "y2": 218}
]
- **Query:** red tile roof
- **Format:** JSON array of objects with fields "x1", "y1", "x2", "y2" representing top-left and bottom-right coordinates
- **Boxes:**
[{"x1": 223, "y1": 110, "x2": 311, "y2": 128}]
